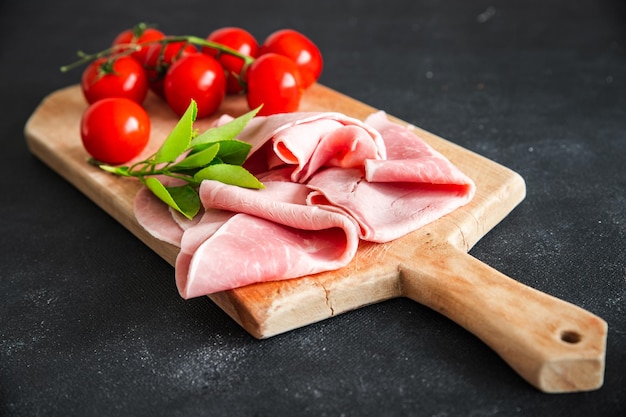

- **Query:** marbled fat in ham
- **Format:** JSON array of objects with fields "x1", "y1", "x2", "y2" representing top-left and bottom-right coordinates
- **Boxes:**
[{"x1": 133, "y1": 111, "x2": 476, "y2": 298}]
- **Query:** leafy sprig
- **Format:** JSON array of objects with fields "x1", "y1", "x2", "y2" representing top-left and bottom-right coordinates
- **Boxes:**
[{"x1": 98, "y1": 100, "x2": 264, "y2": 219}]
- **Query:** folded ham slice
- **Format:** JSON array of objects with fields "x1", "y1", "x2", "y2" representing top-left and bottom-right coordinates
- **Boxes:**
[
  {"x1": 134, "y1": 110, "x2": 476, "y2": 298},
  {"x1": 307, "y1": 168, "x2": 474, "y2": 243},
  {"x1": 134, "y1": 186, "x2": 185, "y2": 247},
  {"x1": 176, "y1": 180, "x2": 360, "y2": 298},
  {"x1": 133, "y1": 177, "x2": 201, "y2": 247},
  {"x1": 306, "y1": 111, "x2": 476, "y2": 242},
  {"x1": 239, "y1": 112, "x2": 386, "y2": 182},
  {"x1": 363, "y1": 111, "x2": 474, "y2": 185}
]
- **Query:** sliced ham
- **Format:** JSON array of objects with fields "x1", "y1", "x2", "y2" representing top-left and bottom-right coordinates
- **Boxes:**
[
  {"x1": 238, "y1": 112, "x2": 386, "y2": 182},
  {"x1": 363, "y1": 111, "x2": 474, "y2": 186},
  {"x1": 134, "y1": 186, "x2": 184, "y2": 247},
  {"x1": 133, "y1": 177, "x2": 202, "y2": 247},
  {"x1": 175, "y1": 180, "x2": 360, "y2": 298},
  {"x1": 306, "y1": 111, "x2": 475, "y2": 243},
  {"x1": 307, "y1": 167, "x2": 474, "y2": 243},
  {"x1": 174, "y1": 208, "x2": 235, "y2": 297},
  {"x1": 134, "y1": 110, "x2": 476, "y2": 298}
]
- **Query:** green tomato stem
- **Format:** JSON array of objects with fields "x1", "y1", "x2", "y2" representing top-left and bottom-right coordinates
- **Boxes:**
[
  {"x1": 99, "y1": 159, "x2": 202, "y2": 186},
  {"x1": 60, "y1": 33, "x2": 255, "y2": 73}
]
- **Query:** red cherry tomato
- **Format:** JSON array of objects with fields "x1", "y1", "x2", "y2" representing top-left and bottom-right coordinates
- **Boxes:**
[
  {"x1": 202, "y1": 27, "x2": 259, "y2": 94},
  {"x1": 143, "y1": 41, "x2": 197, "y2": 97},
  {"x1": 164, "y1": 53, "x2": 227, "y2": 118},
  {"x1": 80, "y1": 56, "x2": 148, "y2": 104},
  {"x1": 259, "y1": 29, "x2": 323, "y2": 89},
  {"x1": 112, "y1": 25, "x2": 165, "y2": 65},
  {"x1": 246, "y1": 53, "x2": 303, "y2": 116},
  {"x1": 80, "y1": 98, "x2": 151, "y2": 165}
]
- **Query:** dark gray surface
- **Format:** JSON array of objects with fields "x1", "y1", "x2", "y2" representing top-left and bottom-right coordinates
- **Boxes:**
[{"x1": 1, "y1": 0, "x2": 624, "y2": 416}]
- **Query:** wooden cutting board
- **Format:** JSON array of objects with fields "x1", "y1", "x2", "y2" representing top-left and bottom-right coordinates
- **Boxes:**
[{"x1": 25, "y1": 84, "x2": 607, "y2": 393}]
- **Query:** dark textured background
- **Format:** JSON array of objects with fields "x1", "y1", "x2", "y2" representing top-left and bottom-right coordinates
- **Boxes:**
[{"x1": 1, "y1": 0, "x2": 624, "y2": 416}]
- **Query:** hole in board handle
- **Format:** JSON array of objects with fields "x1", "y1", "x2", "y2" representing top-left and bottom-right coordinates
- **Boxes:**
[{"x1": 560, "y1": 330, "x2": 582, "y2": 344}]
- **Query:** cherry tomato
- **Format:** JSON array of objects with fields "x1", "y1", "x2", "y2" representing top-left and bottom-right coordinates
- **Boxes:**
[
  {"x1": 246, "y1": 53, "x2": 303, "y2": 116},
  {"x1": 112, "y1": 25, "x2": 165, "y2": 65},
  {"x1": 81, "y1": 56, "x2": 148, "y2": 104},
  {"x1": 202, "y1": 27, "x2": 259, "y2": 94},
  {"x1": 143, "y1": 41, "x2": 197, "y2": 97},
  {"x1": 80, "y1": 98, "x2": 151, "y2": 165},
  {"x1": 164, "y1": 53, "x2": 227, "y2": 118},
  {"x1": 259, "y1": 29, "x2": 323, "y2": 89}
]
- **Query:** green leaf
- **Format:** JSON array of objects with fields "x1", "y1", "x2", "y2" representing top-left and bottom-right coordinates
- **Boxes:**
[
  {"x1": 144, "y1": 177, "x2": 201, "y2": 219},
  {"x1": 194, "y1": 164, "x2": 265, "y2": 189},
  {"x1": 153, "y1": 100, "x2": 198, "y2": 164},
  {"x1": 215, "y1": 140, "x2": 252, "y2": 165},
  {"x1": 99, "y1": 165, "x2": 131, "y2": 176},
  {"x1": 172, "y1": 143, "x2": 220, "y2": 170},
  {"x1": 165, "y1": 185, "x2": 202, "y2": 219},
  {"x1": 189, "y1": 105, "x2": 261, "y2": 149}
]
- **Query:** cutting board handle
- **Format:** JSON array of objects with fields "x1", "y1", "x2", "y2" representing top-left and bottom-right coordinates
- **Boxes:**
[{"x1": 399, "y1": 247, "x2": 607, "y2": 393}]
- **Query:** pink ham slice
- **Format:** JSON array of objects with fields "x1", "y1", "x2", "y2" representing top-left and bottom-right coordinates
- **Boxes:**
[
  {"x1": 134, "y1": 186, "x2": 185, "y2": 247},
  {"x1": 133, "y1": 177, "x2": 202, "y2": 247},
  {"x1": 175, "y1": 179, "x2": 360, "y2": 298},
  {"x1": 307, "y1": 168, "x2": 474, "y2": 243},
  {"x1": 174, "y1": 208, "x2": 235, "y2": 297},
  {"x1": 306, "y1": 111, "x2": 476, "y2": 243},
  {"x1": 238, "y1": 112, "x2": 386, "y2": 182},
  {"x1": 133, "y1": 110, "x2": 475, "y2": 298},
  {"x1": 363, "y1": 111, "x2": 475, "y2": 185}
]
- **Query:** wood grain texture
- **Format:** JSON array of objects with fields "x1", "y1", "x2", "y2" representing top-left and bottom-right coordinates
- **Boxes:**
[{"x1": 24, "y1": 84, "x2": 607, "y2": 392}]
